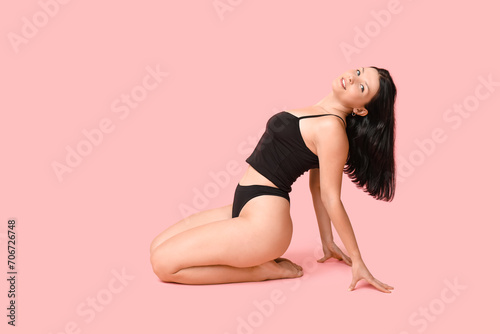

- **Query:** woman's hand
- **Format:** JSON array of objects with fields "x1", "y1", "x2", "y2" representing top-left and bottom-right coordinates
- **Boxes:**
[
  {"x1": 348, "y1": 260, "x2": 394, "y2": 293},
  {"x1": 317, "y1": 240, "x2": 352, "y2": 266}
]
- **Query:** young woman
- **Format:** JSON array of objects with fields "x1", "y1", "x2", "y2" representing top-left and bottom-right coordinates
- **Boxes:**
[{"x1": 150, "y1": 66, "x2": 396, "y2": 293}]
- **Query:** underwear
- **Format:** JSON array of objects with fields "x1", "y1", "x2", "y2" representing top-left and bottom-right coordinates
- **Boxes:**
[
  {"x1": 232, "y1": 183, "x2": 290, "y2": 218},
  {"x1": 245, "y1": 111, "x2": 346, "y2": 192}
]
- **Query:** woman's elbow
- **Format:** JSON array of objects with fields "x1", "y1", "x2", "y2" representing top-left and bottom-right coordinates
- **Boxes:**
[{"x1": 320, "y1": 189, "x2": 342, "y2": 205}]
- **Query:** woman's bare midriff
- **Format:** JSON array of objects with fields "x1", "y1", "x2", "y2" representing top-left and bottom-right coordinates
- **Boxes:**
[{"x1": 238, "y1": 165, "x2": 279, "y2": 188}]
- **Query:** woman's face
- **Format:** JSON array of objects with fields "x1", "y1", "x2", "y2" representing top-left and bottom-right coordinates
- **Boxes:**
[{"x1": 332, "y1": 67, "x2": 380, "y2": 110}]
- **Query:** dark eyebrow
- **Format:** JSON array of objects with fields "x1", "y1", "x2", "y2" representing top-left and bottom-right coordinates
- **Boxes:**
[{"x1": 362, "y1": 67, "x2": 369, "y2": 92}]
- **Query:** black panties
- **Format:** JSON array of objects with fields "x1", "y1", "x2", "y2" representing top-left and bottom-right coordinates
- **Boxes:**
[{"x1": 231, "y1": 183, "x2": 290, "y2": 218}]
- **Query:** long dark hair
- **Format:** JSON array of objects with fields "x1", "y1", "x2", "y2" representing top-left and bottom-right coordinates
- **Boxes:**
[{"x1": 344, "y1": 67, "x2": 397, "y2": 201}]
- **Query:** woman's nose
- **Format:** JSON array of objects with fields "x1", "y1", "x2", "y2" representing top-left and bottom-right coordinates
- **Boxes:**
[{"x1": 348, "y1": 76, "x2": 353, "y2": 84}]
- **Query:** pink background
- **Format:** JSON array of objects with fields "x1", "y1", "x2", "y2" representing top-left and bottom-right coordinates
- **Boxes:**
[{"x1": 1, "y1": 0, "x2": 499, "y2": 333}]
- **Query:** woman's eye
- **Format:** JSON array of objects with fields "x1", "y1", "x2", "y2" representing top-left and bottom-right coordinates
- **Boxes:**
[
  {"x1": 356, "y1": 69, "x2": 360, "y2": 75},
  {"x1": 360, "y1": 84, "x2": 364, "y2": 93}
]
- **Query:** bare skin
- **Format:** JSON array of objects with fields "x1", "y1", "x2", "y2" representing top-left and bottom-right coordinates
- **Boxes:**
[
  {"x1": 150, "y1": 67, "x2": 395, "y2": 292},
  {"x1": 317, "y1": 239, "x2": 353, "y2": 266},
  {"x1": 150, "y1": 193, "x2": 304, "y2": 284}
]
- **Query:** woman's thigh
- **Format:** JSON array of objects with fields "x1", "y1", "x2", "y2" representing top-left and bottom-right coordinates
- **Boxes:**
[
  {"x1": 150, "y1": 204, "x2": 233, "y2": 254},
  {"x1": 150, "y1": 195, "x2": 293, "y2": 276}
]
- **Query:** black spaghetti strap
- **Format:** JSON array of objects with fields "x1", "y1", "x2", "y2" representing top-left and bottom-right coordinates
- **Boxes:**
[{"x1": 299, "y1": 113, "x2": 346, "y2": 127}]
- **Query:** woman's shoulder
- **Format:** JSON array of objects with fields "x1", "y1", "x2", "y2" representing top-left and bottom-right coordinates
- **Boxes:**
[{"x1": 313, "y1": 117, "x2": 349, "y2": 154}]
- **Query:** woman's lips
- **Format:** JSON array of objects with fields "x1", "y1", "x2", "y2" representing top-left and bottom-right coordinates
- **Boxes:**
[{"x1": 341, "y1": 77, "x2": 346, "y2": 89}]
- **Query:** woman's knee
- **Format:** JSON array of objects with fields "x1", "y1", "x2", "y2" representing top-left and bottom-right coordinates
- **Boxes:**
[{"x1": 150, "y1": 247, "x2": 179, "y2": 282}]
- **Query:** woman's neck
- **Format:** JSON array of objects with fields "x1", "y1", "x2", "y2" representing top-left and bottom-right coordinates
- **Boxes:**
[{"x1": 313, "y1": 92, "x2": 351, "y2": 119}]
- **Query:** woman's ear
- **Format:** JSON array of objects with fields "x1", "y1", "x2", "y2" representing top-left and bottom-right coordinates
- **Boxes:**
[{"x1": 353, "y1": 108, "x2": 368, "y2": 117}]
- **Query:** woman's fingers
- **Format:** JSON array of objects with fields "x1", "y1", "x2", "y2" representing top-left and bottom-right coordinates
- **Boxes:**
[
  {"x1": 348, "y1": 277, "x2": 359, "y2": 291},
  {"x1": 317, "y1": 248, "x2": 352, "y2": 267},
  {"x1": 317, "y1": 255, "x2": 329, "y2": 263},
  {"x1": 368, "y1": 277, "x2": 392, "y2": 293},
  {"x1": 350, "y1": 275, "x2": 393, "y2": 293},
  {"x1": 322, "y1": 243, "x2": 352, "y2": 266},
  {"x1": 381, "y1": 283, "x2": 394, "y2": 290},
  {"x1": 373, "y1": 276, "x2": 392, "y2": 288},
  {"x1": 374, "y1": 277, "x2": 394, "y2": 290}
]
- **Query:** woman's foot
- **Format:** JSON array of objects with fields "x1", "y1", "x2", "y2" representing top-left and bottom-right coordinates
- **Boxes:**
[
  {"x1": 274, "y1": 258, "x2": 304, "y2": 278},
  {"x1": 258, "y1": 257, "x2": 303, "y2": 280},
  {"x1": 274, "y1": 257, "x2": 303, "y2": 272}
]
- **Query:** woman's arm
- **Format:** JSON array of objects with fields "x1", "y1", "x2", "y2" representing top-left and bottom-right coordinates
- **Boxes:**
[
  {"x1": 314, "y1": 120, "x2": 363, "y2": 263},
  {"x1": 309, "y1": 168, "x2": 334, "y2": 245},
  {"x1": 310, "y1": 168, "x2": 352, "y2": 265},
  {"x1": 314, "y1": 118, "x2": 393, "y2": 293}
]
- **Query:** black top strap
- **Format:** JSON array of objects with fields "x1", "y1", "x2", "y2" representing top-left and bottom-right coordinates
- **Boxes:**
[{"x1": 299, "y1": 113, "x2": 346, "y2": 127}]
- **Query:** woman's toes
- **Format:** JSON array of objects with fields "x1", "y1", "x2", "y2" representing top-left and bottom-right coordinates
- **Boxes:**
[
  {"x1": 274, "y1": 258, "x2": 303, "y2": 275},
  {"x1": 287, "y1": 266, "x2": 302, "y2": 278},
  {"x1": 288, "y1": 261, "x2": 303, "y2": 272},
  {"x1": 278, "y1": 261, "x2": 303, "y2": 278}
]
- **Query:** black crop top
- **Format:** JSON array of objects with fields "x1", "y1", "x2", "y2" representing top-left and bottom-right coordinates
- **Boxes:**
[{"x1": 245, "y1": 111, "x2": 345, "y2": 193}]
